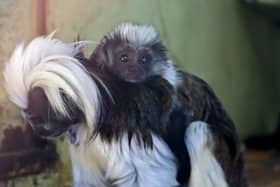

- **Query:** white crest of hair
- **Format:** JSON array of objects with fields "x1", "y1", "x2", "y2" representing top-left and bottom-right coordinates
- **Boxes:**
[
  {"x1": 70, "y1": 129, "x2": 179, "y2": 187},
  {"x1": 186, "y1": 121, "x2": 229, "y2": 187},
  {"x1": 4, "y1": 31, "x2": 83, "y2": 108},
  {"x1": 109, "y1": 22, "x2": 159, "y2": 47},
  {"x1": 3, "y1": 33, "x2": 102, "y2": 129}
]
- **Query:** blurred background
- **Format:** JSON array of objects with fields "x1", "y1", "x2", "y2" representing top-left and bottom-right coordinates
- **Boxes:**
[{"x1": 0, "y1": 0, "x2": 280, "y2": 186}]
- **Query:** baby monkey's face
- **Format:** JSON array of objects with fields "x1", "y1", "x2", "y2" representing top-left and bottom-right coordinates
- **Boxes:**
[
  {"x1": 110, "y1": 44, "x2": 155, "y2": 82},
  {"x1": 90, "y1": 23, "x2": 170, "y2": 83},
  {"x1": 98, "y1": 38, "x2": 168, "y2": 82}
]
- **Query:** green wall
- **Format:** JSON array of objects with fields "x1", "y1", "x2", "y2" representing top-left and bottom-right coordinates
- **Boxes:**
[{"x1": 48, "y1": 0, "x2": 280, "y2": 138}]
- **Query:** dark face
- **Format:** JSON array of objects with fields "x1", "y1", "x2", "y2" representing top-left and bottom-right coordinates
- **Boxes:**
[
  {"x1": 23, "y1": 87, "x2": 81, "y2": 139},
  {"x1": 94, "y1": 38, "x2": 168, "y2": 82},
  {"x1": 111, "y1": 44, "x2": 155, "y2": 82}
]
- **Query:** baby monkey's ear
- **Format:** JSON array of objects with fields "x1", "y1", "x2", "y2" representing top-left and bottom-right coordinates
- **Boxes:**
[
  {"x1": 72, "y1": 34, "x2": 87, "y2": 61},
  {"x1": 89, "y1": 42, "x2": 108, "y2": 66},
  {"x1": 74, "y1": 34, "x2": 81, "y2": 43}
]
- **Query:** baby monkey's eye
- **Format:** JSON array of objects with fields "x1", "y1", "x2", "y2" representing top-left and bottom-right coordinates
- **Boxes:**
[
  {"x1": 120, "y1": 54, "x2": 129, "y2": 63},
  {"x1": 140, "y1": 54, "x2": 152, "y2": 64}
]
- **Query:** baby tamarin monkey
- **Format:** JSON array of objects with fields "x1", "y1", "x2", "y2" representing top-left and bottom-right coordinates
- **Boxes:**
[{"x1": 90, "y1": 23, "x2": 247, "y2": 187}]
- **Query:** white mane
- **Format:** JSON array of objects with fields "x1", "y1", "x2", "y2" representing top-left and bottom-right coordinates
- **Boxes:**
[
  {"x1": 108, "y1": 22, "x2": 159, "y2": 47},
  {"x1": 3, "y1": 33, "x2": 102, "y2": 129}
]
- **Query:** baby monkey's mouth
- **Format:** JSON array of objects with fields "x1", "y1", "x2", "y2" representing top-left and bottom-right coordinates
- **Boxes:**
[{"x1": 123, "y1": 70, "x2": 146, "y2": 83}]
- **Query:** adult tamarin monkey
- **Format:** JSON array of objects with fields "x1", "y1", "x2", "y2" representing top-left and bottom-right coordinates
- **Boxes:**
[
  {"x1": 4, "y1": 34, "x2": 229, "y2": 187},
  {"x1": 90, "y1": 23, "x2": 247, "y2": 187}
]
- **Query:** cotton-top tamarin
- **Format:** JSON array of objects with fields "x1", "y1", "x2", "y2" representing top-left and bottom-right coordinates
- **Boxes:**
[
  {"x1": 4, "y1": 34, "x2": 233, "y2": 187},
  {"x1": 89, "y1": 23, "x2": 247, "y2": 187}
]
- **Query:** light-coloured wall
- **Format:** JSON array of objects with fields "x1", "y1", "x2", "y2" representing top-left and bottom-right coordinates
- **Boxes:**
[{"x1": 47, "y1": 0, "x2": 279, "y2": 138}]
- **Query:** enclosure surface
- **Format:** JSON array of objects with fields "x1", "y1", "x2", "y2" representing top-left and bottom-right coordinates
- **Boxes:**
[{"x1": 245, "y1": 150, "x2": 280, "y2": 187}]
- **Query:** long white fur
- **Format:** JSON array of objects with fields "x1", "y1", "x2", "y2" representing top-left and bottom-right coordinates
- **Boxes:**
[
  {"x1": 70, "y1": 126, "x2": 179, "y2": 187},
  {"x1": 3, "y1": 34, "x2": 102, "y2": 129},
  {"x1": 186, "y1": 121, "x2": 228, "y2": 187}
]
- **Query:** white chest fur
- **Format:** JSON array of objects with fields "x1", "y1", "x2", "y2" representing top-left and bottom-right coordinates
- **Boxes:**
[{"x1": 69, "y1": 133, "x2": 179, "y2": 187}]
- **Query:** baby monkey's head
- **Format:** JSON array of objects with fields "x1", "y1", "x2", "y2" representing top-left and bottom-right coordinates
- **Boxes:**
[{"x1": 91, "y1": 23, "x2": 174, "y2": 83}]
